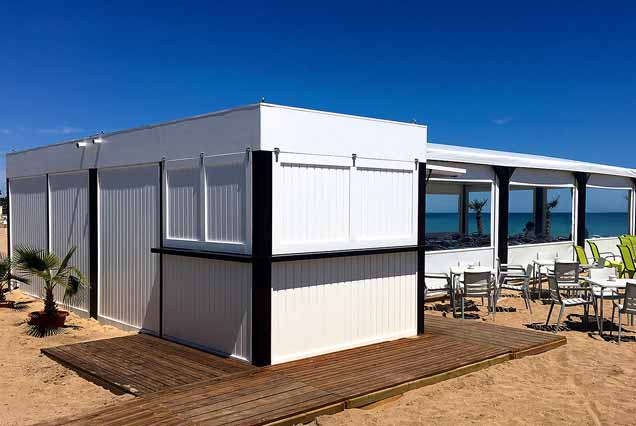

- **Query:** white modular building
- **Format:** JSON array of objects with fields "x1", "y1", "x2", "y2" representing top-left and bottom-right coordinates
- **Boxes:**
[{"x1": 8, "y1": 103, "x2": 462, "y2": 366}]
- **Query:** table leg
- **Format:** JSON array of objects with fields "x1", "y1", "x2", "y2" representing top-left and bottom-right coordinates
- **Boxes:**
[{"x1": 599, "y1": 292, "x2": 604, "y2": 336}]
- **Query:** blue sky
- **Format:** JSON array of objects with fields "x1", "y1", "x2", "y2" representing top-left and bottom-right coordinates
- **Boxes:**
[{"x1": 1, "y1": 1, "x2": 635, "y2": 207}]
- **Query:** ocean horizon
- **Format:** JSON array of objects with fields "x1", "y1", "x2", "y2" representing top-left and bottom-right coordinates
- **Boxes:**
[{"x1": 426, "y1": 212, "x2": 629, "y2": 239}]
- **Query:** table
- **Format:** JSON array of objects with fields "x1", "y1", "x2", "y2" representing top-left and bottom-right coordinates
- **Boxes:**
[
  {"x1": 584, "y1": 278, "x2": 629, "y2": 335},
  {"x1": 532, "y1": 258, "x2": 557, "y2": 297},
  {"x1": 449, "y1": 265, "x2": 494, "y2": 317}
]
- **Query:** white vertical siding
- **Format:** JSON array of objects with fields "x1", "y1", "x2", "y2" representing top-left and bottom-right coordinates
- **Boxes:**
[
  {"x1": 48, "y1": 172, "x2": 90, "y2": 312},
  {"x1": 274, "y1": 162, "x2": 350, "y2": 247},
  {"x1": 163, "y1": 255, "x2": 252, "y2": 361},
  {"x1": 98, "y1": 165, "x2": 160, "y2": 332},
  {"x1": 205, "y1": 155, "x2": 247, "y2": 243},
  {"x1": 353, "y1": 167, "x2": 414, "y2": 240},
  {"x1": 166, "y1": 160, "x2": 200, "y2": 241},
  {"x1": 9, "y1": 176, "x2": 47, "y2": 298},
  {"x1": 271, "y1": 252, "x2": 417, "y2": 364}
]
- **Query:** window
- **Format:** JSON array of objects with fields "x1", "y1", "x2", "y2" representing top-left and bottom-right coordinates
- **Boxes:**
[
  {"x1": 586, "y1": 188, "x2": 630, "y2": 238},
  {"x1": 425, "y1": 182, "x2": 492, "y2": 251},
  {"x1": 509, "y1": 187, "x2": 573, "y2": 246}
]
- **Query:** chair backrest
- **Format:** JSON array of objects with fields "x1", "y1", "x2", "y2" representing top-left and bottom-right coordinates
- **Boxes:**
[
  {"x1": 587, "y1": 241, "x2": 601, "y2": 262},
  {"x1": 574, "y1": 245, "x2": 590, "y2": 266},
  {"x1": 623, "y1": 283, "x2": 636, "y2": 314},
  {"x1": 424, "y1": 273, "x2": 451, "y2": 292},
  {"x1": 463, "y1": 271, "x2": 492, "y2": 297},
  {"x1": 547, "y1": 275, "x2": 562, "y2": 303},
  {"x1": 627, "y1": 236, "x2": 636, "y2": 257},
  {"x1": 618, "y1": 245, "x2": 636, "y2": 273},
  {"x1": 554, "y1": 261, "x2": 579, "y2": 284}
]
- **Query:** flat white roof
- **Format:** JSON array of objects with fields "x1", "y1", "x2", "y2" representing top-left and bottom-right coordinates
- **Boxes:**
[{"x1": 427, "y1": 143, "x2": 636, "y2": 179}]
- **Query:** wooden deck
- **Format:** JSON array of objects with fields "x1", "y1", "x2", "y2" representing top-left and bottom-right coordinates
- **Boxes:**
[{"x1": 38, "y1": 315, "x2": 565, "y2": 426}]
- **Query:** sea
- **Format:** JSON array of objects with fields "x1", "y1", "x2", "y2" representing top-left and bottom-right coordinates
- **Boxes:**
[{"x1": 426, "y1": 212, "x2": 630, "y2": 238}]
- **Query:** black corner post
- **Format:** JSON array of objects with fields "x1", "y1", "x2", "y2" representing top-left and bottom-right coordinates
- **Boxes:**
[
  {"x1": 5, "y1": 178, "x2": 10, "y2": 258},
  {"x1": 575, "y1": 172, "x2": 590, "y2": 247},
  {"x1": 417, "y1": 163, "x2": 428, "y2": 335},
  {"x1": 88, "y1": 169, "x2": 99, "y2": 319},
  {"x1": 459, "y1": 184, "x2": 468, "y2": 236},
  {"x1": 494, "y1": 167, "x2": 515, "y2": 264},
  {"x1": 533, "y1": 187, "x2": 545, "y2": 236},
  {"x1": 251, "y1": 150, "x2": 273, "y2": 366}
]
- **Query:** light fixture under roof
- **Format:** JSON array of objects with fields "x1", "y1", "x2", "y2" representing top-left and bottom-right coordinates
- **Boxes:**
[
  {"x1": 93, "y1": 132, "x2": 104, "y2": 144},
  {"x1": 75, "y1": 141, "x2": 89, "y2": 148}
]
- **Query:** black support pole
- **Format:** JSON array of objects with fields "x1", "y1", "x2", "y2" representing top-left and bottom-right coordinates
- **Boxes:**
[
  {"x1": 575, "y1": 172, "x2": 590, "y2": 247},
  {"x1": 88, "y1": 169, "x2": 99, "y2": 319},
  {"x1": 417, "y1": 163, "x2": 428, "y2": 335},
  {"x1": 459, "y1": 184, "x2": 468, "y2": 236},
  {"x1": 533, "y1": 187, "x2": 545, "y2": 236},
  {"x1": 494, "y1": 167, "x2": 515, "y2": 264},
  {"x1": 251, "y1": 151, "x2": 273, "y2": 366}
]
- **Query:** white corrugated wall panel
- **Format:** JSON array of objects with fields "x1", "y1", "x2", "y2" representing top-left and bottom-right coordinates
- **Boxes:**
[
  {"x1": 271, "y1": 252, "x2": 417, "y2": 364},
  {"x1": 49, "y1": 171, "x2": 90, "y2": 312},
  {"x1": 163, "y1": 255, "x2": 252, "y2": 361},
  {"x1": 273, "y1": 162, "x2": 350, "y2": 250},
  {"x1": 166, "y1": 160, "x2": 200, "y2": 240},
  {"x1": 98, "y1": 165, "x2": 160, "y2": 332},
  {"x1": 9, "y1": 176, "x2": 47, "y2": 298},
  {"x1": 353, "y1": 167, "x2": 414, "y2": 240},
  {"x1": 205, "y1": 155, "x2": 247, "y2": 243}
]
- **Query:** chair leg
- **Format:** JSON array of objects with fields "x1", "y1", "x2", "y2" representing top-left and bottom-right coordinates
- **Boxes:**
[
  {"x1": 491, "y1": 293, "x2": 496, "y2": 321},
  {"x1": 461, "y1": 295, "x2": 465, "y2": 320},
  {"x1": 524, "y1": 287, "x2": 532, "y2": 314},
  {"x1": 555, "y1": 304, "x2": 565, "y2": 334},
  {"x1": 591, "y1": 297, "x2": 600, "y2": 332},
  {"x1": 610, "y1": 305, "x2": 616, "y2": 336},
  {"x1": 546, "y1": 302, "x2": 554, "y2": 326},
  {"x1": 618, "y1": 311, "x2": 623, "y2": 344}
]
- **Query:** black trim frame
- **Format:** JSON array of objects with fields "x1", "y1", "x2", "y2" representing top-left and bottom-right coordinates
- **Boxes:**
[
  {"x1": 575, "y1": 172, "x2": 591, "y2": 247},
  {"x1": 417, "y1": 164, "x2": 428, "y2": 335},
  {"x1": 494, "y1": 166, "x2": 515, "y2": 264},
  {"x1": 88, "y1": 169, "x2": 99, "y2": 319},
  {"x1": 251, "y1": 150, "x2": 273, "y2": 367}
]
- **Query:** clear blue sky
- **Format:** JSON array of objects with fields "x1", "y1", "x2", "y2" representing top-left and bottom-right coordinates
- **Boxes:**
[{"x1": 1, "y1": 1, "x2": 635, "y2": 210}]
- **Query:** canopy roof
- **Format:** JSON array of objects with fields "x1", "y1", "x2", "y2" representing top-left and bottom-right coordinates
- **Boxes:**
[{"x1": 427, "y1": 143, "x2": 636, "y2": 179}]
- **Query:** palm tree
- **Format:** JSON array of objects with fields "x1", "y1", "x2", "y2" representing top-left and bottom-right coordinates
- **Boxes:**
[
  {"x1": 0, "y1": 255, "x2": 29, "y2": 304},
  {"x1": 545, "y1": 196, "x2": 560, "y2": 237},
  {"x1": 468, "y1": 198, "x2": 488, "y2": 236},
  {"x1": 14, "y1": 246, "x2": 85, "y2": 316}
]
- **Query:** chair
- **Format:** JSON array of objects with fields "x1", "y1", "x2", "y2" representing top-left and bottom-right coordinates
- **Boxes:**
[
  {"x1": 574, "y1": 245, "x2": 593, "y2": 272},
  {"x1": 424, "y1": 272, "x2": 454, "y2": 316},
  {"x1": 545, "y1": 275, "x2": 591, "y2": 333},
  {"x1": 619, "y1": 236, "x2": 636, "y2": 257},
  {"x1": 611, "y1": 282, "x2": 636, "y2": 344},
  {"x1": 553, "y1": 261, "x2": 585, "y2": 295},
  {"x1": 617, "y1": 245, "x2": 636, "y2": 279},
  {"x1": 496, "y1": 264, "x2": 533, "y2": 313},
  {"x1": 588, "y1": 241, "x2": 623, "y2": 274},
  {"x1": 460, "y1": 271, "x2": 495, "y2": 320},
  {"x1": 588, "y1": 267, "x2": 620, "y2": 331}
]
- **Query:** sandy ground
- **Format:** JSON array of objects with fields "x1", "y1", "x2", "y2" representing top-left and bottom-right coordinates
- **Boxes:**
[
  {"x1": 0, "y1": 290, "x2": 133, "y2": 426},
  {"x1": 311, "y1": 295, "x2": 636, "y2": 426}
]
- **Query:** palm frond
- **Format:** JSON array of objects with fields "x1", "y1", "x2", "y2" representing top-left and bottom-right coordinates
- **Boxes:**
[
  {"x1": 14, "y1": 245, "x2": 58, "y2": 274},
  {"x1": 63, "y1": 275, "x2": 82, "y2": 303},
  {"x1": 8, "y1": 272, "x2": 30, "y2": 286},
  {"x1": 55, "y1": 246, "x2": 76, "y2": 280}
]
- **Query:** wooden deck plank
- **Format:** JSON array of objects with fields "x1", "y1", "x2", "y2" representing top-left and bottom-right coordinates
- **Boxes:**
[{"x1": 39, "y1": 315, "x2": 566, "y2": 426}]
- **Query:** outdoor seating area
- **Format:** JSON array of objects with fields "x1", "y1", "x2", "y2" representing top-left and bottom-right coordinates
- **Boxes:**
[{"x1": 426, "y1": 237, "x2": 636, "y2": 342}]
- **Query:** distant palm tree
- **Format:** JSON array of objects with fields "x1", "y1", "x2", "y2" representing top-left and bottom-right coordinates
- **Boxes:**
[
  {"x1": 14, "y1": 246, "x2": 85, "y2": 316},
  {"x1": 468, "y1": 198, "x2": 488, "y2": 236},
  {"x1": 545, "y1": 196, "x2": 560, "y2": 237},
  {"x1": 0, "y1": 255, "x2": 29, "y2": 303}
]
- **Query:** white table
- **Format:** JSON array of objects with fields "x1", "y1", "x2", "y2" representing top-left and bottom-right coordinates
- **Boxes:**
[
  {"x1": 532, "y1": 258, "x2": 558, "y2": 297},
  {"x1": 584, "y1": 278, "x2": 630, "y2": 335}
]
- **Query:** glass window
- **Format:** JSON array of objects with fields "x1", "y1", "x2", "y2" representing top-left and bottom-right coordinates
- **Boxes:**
[
  {"x1": 425, "y1": 181, "x2": 492, "y2": 251},
  {"x1": 509, "y1": 187, "x2": 573, "y2": 246},
  {"x1": 586, "y1": 188, "x2": 630, "y2": 238}
]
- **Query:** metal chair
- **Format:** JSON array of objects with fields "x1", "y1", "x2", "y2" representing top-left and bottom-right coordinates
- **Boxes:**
[
  {"x1": 588, "y1": 267, "x2": 620, "y2": 332},
  {"x1": 617, "y1": 245, "x2": 636, "y2": 279},
  {"x1": 611, "y1": 282, "x2": 636, "y2": 344},
  {"x1": 460, "y1": 271, "x2": 496, "y2": 320},
  {"x1": 553, "y1": 261, "x2": 585, "y2": 295},
  {"x1": 545, "y1": 275, "x2": 591, "y2": 333},
  {"x1": 496, "y1": 263, "x2": 533, "y2": 314},
  {"x1": 424, "y1": 272, "x2": 454, "y2": 316},
  {"x1": 588, "y1": 240, "x2": 623, "y2": 274}
]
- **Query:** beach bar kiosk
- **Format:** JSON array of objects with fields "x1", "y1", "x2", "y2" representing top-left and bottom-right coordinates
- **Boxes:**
[{"x1": 6, "y1": 103, "x2": 460, "y2": 365}]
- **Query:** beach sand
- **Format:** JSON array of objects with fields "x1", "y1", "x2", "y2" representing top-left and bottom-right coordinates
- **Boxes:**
[
  {"x1": 0, "y1": 290, "x2": 133, "y2": 426},
  {"x1": 311, "y1": 295, "x2": 636, "y2": 426}
]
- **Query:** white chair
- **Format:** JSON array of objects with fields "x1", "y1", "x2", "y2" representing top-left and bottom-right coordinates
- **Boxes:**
[
  {"x1": 545, "y1": 275, "x2": 591, "y2": 333},
  {"x1": 610, "y1": 282, "x2": 636, "y2": 344},
  {"x1": 460, "y1": 271, "x2": 496, "y2": 320},
  {"x1": 588, "y1": 267, "x2": 621, "y2": 332},
  {"x1": 554, "y1": 261, "x2": 585, "y2": 295},
  {"x1": 424, "y1": 272, "x2": 454, "y2": 316},
  {"x1": 496, "y1": 264, "x2": 533, "y2": 314}
]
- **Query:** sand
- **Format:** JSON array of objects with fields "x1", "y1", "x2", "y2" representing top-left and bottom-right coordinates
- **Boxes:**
[
  {"x1": 311, "y1": 295, "x2": 636, "y2": 426},
  {"x1": 0, "y1": 290, "x2": 133, "y2": 426}
]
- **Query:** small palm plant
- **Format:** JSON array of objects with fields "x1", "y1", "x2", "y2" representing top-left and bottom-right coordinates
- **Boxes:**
[
  {"x1": 468, "y1": 198, "x2": 488, "y2": 236},
  {"x1": 545, "y1": 196, "x2": 560, "y2": 237},
  {"x1": 0, "y1": 255, "x2": 29, "y2": 305},
  {"x1": 14, "y1": 246, "x2": 85, "y2": 317}
]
